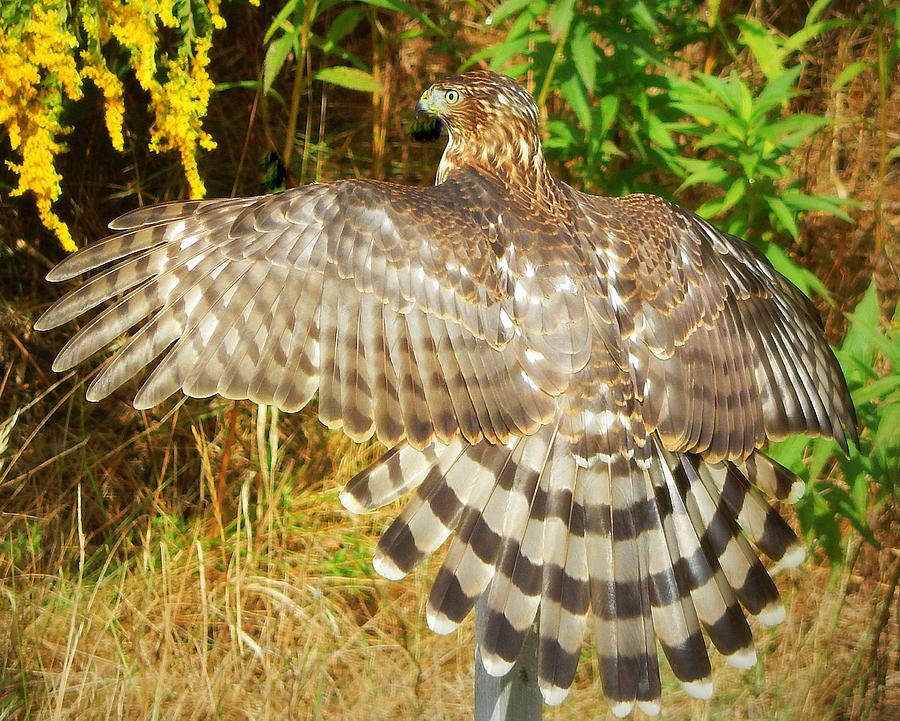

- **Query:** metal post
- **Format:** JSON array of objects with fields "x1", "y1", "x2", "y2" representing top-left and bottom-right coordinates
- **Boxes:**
[{"x1": 474, "y1": 592, "x2": 542, "y2": 721}]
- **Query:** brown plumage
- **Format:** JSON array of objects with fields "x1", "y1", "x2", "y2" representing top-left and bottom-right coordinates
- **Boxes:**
[{"x1": 35, "y1": 70, "x2": 856, "y2": 715}]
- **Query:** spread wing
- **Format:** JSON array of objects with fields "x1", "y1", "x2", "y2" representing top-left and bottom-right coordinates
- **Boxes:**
[
  {"x1": 36, "y1": 66, "x2": 861, "y2": 717},
  {"x1": 34, "y1": 170, "x2": 584, "y2": 449},
  {"x1": 577, "y1": 192, "x2": 857, "y2": 463}
]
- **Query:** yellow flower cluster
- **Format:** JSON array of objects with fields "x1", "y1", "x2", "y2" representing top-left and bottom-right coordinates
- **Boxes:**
[
  {"x1": 207, "y1": 0, "x2": 228, "y2": 30},
  {"x1": 148, "y1": 35, "x2": 218, "y2": 198},
  {"x1": 81, "y1": 59, "x2": 126, "y2": 152},
  {"x1": 1, "y1": 2, "x2": 83, "y2": 251},
  {"x1": 1, "y1": 0, "x2": 231, "y2": 251},
  {"x1": 103, "y1": 0, "x2": 171, "y2": 89}
]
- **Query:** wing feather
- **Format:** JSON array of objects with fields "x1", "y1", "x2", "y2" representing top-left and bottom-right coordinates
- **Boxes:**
[
  {"x1": 37, "y1": 174, "x2": 562, "y2": 449},
  {"x1": 586, "y1": 193, "x2": 857, "y2": 459}
]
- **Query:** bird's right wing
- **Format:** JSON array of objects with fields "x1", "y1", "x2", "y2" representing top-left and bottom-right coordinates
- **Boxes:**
[{"x1": 577, "y1": 192, "x2": 856, "y2": 462}]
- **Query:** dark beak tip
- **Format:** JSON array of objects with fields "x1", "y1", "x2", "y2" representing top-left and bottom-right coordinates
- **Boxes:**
[{"x1": 411, "y1": 96, "x2": 443, "y2": 141}]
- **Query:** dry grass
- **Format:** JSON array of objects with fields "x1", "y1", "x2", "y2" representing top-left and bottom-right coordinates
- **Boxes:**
[
  {"x1": 1, "y1": 2, "x2": 897, "y2": 719},
  {"x1": 1, "y1": 300, "x2": 896, "y2": 719}
]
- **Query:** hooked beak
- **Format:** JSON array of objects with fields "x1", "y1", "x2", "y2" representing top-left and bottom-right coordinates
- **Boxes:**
[
  {"x1": 411, "y1": 93, "x2": 443, "y2": 142},
  {"x1": 415, "y1": 97, "x2": 432, "y2": 116}
]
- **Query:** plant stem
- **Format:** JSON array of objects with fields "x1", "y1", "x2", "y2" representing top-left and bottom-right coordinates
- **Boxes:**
[
  {"x1": 874, "y1": 0, "x2": 888, "y2": 253},
  {"x1": 536, "y1": 25, "x2": 570, "y2": 111},
  {"x1": 282, "y1": 0, "x2": 318, "y2": 168}
]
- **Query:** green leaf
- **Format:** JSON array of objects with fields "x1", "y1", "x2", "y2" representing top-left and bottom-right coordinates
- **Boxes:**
[
  {"x1": 763, "y1": 243, "x2": 831, "y2": 299},
  {"x1": 871, "y1": 402, "x2": 900, "y2": 475},
  {"x1": 767, "y1": 435, "x2": 812, "y2": 472},
  {"x1": 502, "y1": 61, "x2": 534, "y2": 78},
  {"x1": 832, "y1": 61, "x2": 870, "y2": 89},
  {"x1": 263, "y1": 33, "x2": 294, "y2": 94},
  {"x1": 315, "y1": 66, "x2": 382, "y2": 93},
  {"x1": 324, "y1": 7, "x2": 365, "y2": 46},
  {"x1": 806, "y1": 437, "x2": 836, "y2": 488},
  {"x1": 544, "y1": 119, "x2": 576, "y2": 150},
  {"x1": 736, "y1": 151, "x2": 758, "y2": 178},
  {"x1": 752, "y1": 65, "x2": 803, "y2": 120},
  {"x1": 766, "y1": 195, "x2": 800, "y2": 239},
  {"x1": 671, "y1": 78, "x2": 716, "y2": 104},
  {"x1": 671, "y1": 101, "x2": 737, "y2": 131},
  {"x1": 798, "y1": 486, "x2": 844, "y2": 564},
  {"x1": 694, "y1": 130, "x2": 741, "y2": 153},
  {"x1": 736, "y1": 76, "x2": 754, "y2": 123},
  {"x1": 506, "y1": 3, "x2": 543, "y2": 40},
  {"x1": 825, "y1": 482, "x2": 877, "y2": 548},
  {"x1": 695, "y1": 73, "x2": 737, "y2": 107},
  {"x1": 840, "y1": 281, "x2": 880, "y2": 366},
  {"x1": 736, "y1": 17, "x2": 784, "y2": 80},
  {"x1": 485, "y1": 35, "x2": 539, "y2": 70},
  {"x1": 760, "y1": 114, "x2": 830, "y2": 147},
  {"x1": 559, "y1": 71, "x2": 592, "y2": 131},
  {"x1": 718, "y1": 177, "x2": 747, "y2": 214},
  {"x1": 806, "y1": 0, "x2": 834, "y2": 26},
  {"x1": 646, "y1": 114, "x2": 674, "y2": 150},
  {"x1": 485, "y1": 0, "x2": 533, "y2": 27},
  {"x1": 851, "y1": 374, "x2": 900, "y2": 405},
  {"x1": 600, "y1": 139, "x2": 626, "y2": 158},
  {"x1": 596, "y1": 94, "x2": 618, "y2": 136},
  {"x1": 626, "y1": 1, "x2": 660, "y2": 33},
  {"x1": 569, "y1": 19, "x2": 596, "y2": 91},
  {"x1": 781, "y1": 190, "x2": 856, "y2": 223},
  {"x1": 783, "y1": 19, "x2": 841, "y2": 55},
  {"x1": 843, "y1": 314, "x2": 900, "y2": 368},
  {"x1": 548, "y1": 0, "x2": 575, "y2": 40},
  {"x1": 263, "y1": 0, "x2": 299, "y2": 44},
  {"x1": 676, "y1": 160, "x2": 729, "y2": 191},
  {"x1": 695, "y1": 198, "x2": 724, "y2": 218}
]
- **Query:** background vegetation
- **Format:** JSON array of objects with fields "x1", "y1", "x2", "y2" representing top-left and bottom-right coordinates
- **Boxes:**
[{"x1": 0, "y1": 0, "x2": 896, "y2": 719}]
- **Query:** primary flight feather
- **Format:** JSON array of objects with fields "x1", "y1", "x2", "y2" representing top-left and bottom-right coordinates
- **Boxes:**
[{"x1": 36, "y1": 70, "x2": 856, "y2": 716}]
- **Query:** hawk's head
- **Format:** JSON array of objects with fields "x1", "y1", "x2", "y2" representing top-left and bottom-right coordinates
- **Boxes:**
[{"x1": 415, "y1": 71, "x2": 546, "y2": 187}]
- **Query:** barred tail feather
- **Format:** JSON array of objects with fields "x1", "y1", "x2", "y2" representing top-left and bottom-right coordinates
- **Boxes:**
[
  {"x1": 536, "y1": 449, "x2": 589, "y2": 705},
  {"x1": 340, "y1": 433, "x2": 806, "y2": 713},
  {"x1": 478, "y1": 433, "x2": 551, "y2": 673},
  {"x1": 375, "y1": 442, "x2": 496, "y2": 580}
]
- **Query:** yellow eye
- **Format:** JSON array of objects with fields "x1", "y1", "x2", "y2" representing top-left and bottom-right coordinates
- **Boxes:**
[{"x1": 444, "y1": 89, "x2": 460, "y2": 105}]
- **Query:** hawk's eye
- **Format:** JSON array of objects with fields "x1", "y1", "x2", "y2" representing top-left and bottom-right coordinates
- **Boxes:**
[{"x1": 444, "y1": 89, "x2": 460, "y2": 105}]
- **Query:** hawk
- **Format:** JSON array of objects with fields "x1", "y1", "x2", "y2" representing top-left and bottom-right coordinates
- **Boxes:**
[{"x1": 35, "y1": 71, "x2": 856, "y2": 716}]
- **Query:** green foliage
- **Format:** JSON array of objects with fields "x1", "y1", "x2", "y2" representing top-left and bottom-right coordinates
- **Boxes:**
[
  {"x1": 668, "y1": 68, "x2": 849, "y2": 237},
  {"x1": 262, "y1": 0, "x2": 439, "y2": 96},
  {"x1": 666, "y1": 65, "x2": 855, "y2": 298},
  {"x1": 475, "y1": 2, "x2": 854, "y2": 272},
  {"x1": 472, "y1": 0, "x2": 707, "y2": 194},
  {"x1": 768, "y1": 284, "x2": 898, "y2": 565},
  {"x1": 732, "y1": 0, "x2": 840, "y2": 81}
]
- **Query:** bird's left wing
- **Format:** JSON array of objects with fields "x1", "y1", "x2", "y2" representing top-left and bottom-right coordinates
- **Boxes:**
[{"x1": 35, "y1": 175, "x2": 566, "y2": 448}]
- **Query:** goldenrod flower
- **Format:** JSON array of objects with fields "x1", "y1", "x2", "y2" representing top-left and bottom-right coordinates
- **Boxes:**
[
  {"x1": 2, "y1": 0, "x2": 234, "y2": 249},
  {"x1": 207, "y1": 0, "x2": 228, "y2": 29},
  {"x1": 148, "y1": 35, "x2": 218, "y2": 198},
  {"x1": 0, "y1": 1, "x2": 82, "y2": 251},
  {"x1": 104, "y1": 0, "x2": 160, "y2": 89},
  {"x1": 81, "y1": 58, "x2": 126, "y2": 152}
]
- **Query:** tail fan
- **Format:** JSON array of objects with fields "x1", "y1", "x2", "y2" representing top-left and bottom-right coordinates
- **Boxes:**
[{"x1": 342, "y1": 432, "x2": 805, "y2": 714}]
